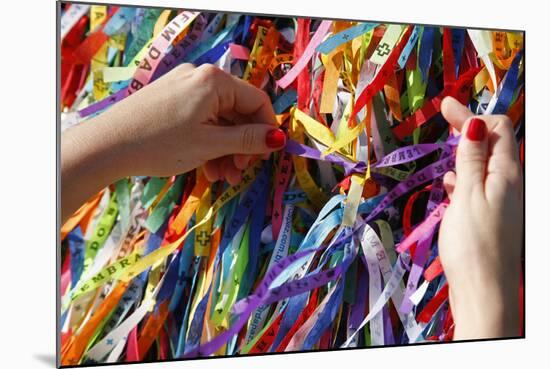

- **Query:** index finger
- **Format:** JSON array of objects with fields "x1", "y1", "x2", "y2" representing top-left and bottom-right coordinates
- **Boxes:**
[
  {"x1": 441, "y1": 96, "x2": 520, "y2": 176},
  {"x1": 483, "y1": 114, "x2": 521, "y2": 176},
  {"x1": 193, "y1": 64, "x2": 277, "y2": 126}
]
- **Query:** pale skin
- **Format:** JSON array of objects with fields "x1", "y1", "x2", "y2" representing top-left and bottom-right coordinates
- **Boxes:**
[
  {"x1": 61, "y1": 65, "x2": 523, "y2": 340},
  {"x1": 439, "y1": 96, "x2": 523, "y2": 340},
  {"x1": 62, "y1": 63, "x2": 284, "y2": 222}
]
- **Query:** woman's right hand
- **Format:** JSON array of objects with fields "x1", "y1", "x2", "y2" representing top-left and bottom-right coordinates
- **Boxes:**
[{"x1": 438, "y1": 96, "x2": 523, "y2": 339}]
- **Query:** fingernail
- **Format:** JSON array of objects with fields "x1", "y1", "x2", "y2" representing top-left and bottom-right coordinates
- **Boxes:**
[
  {"x1": 466, "y1": 118, "x2": 487, "y2": 141},
  {"x1": 265, "y1": 129, "x2": 286, "y2": 149}
]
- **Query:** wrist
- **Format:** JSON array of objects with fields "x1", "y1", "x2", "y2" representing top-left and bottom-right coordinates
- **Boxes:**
[
  {"x1": 63, "y1": 114, "x2": 132, "y2": 185},
  {"x1": 87, "y1": 109, "x2": 140, "y2": 178},
  {"x1": 449, "y1": 275, "x2": 520, "y2": 339}
]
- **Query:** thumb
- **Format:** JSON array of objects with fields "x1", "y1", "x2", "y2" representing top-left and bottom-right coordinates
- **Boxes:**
[
  {"x1": 202, "y1": 124, "x2": 286, "y2": 159},
  {"x1": 455, "y1": 117, "x2": 489, "y2": 196}
]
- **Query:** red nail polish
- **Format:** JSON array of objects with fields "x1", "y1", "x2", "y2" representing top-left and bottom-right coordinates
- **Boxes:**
[
  {"x1": 265, "y1": 129, "x2": 286, "y2": 149},
  {"x1": 466, "y1": 118, "x2": 487, "y2": 141}
]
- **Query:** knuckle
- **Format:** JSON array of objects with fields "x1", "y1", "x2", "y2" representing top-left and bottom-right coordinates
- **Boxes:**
[
  {"x1": 240, "y1": 126, "x2": 257, "y2": 152},
  {"x1": 195, "y1": 64, "x2": 221, "y2": 83},
  {"x1": 494, "y1": 115, "x2": 514, "y2": 131},
  {"x1": 257, "y1": 89, "x2": 270, "y2": 104},
  {"x1": 458, "y1": 150, "x2": 487, "y2": 166},
  {"x1": 506, "y1": 166, "x2": 522, "y2": 185},
  {"x1": 193, "y1": 64, "x2": 226, "y2": 94},
  {"x1": 498, "y1": 115, "x2": 513, "y2": 126},
  {"x1": 174, "y1": 63, "x2": 193, "y2": 76}
]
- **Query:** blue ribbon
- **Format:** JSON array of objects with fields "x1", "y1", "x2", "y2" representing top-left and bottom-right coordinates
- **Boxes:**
[
  {"x1": 138, "y1": 220, "x2": 168, "y2": 282},
  {"x1": 194, "y1": 41, "x2": 231, "y2": 66},
  {"x1": 451, "y1": 29, "x2": 465, "y2": 76},
  {"x1": 184, "y1": 285, "x2": 212, "y2": 355},
  {"x1": 68, "y1": 226, "x2": 85, "y2": 287},
  {"x1": 155, "y1": 252, "x2": 182, "y2": 306},
  {"x1": 316, "y1": 22, "x2": 379, "y2": 55},
  {"x1": 493, "y1": 50, "x2": 523, "y2": 115},
  {"x1": 241, "y1": 16, "x2": 252, "y2": 44},
  {"x1": 273, "y1": 89, "x2": 297, "y2": 114},
  {"x1": 418, "y1": 26, "x2": 436, "y2": 81},
  {"x1": 168, "y1": 226, "x2": 196, "y2": 311},
  {"x1": 217, "y1": 163, "x2": 270, "y2": 257},
  {"x1": 398, "y1": 26, "x2": 421, "y2": 69},
  {"x1": 103, "y1": 7, "x2": 135, "y2": 36},
  {"x1": 240, "y1": 181, "x2": 269, "y2": 300},
  {"x1": 175, "y1": 257, "x2": 201, "y2": 357}
]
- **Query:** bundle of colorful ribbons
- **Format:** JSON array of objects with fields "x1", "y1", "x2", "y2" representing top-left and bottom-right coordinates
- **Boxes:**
[{"x1": 59, "y1": 4, "x2": 525, "y2": 365}]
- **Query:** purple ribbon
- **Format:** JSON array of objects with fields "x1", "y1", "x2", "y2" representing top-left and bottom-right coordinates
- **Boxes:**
[
  {"x1": 285, "y1": 139, "x2": 366, "y2": 175},
  {"x1": 286, "y1": 135, "x2": 459, "y2": 177},
  {"x1": 373, "y1": 135, "x2": 459, "y2": 168},
  {"x1": 364, "y1": 154, "x2": 456, "y2": 223},
  {"x1": 183, "y1": 229, "x2": 356, "y2": 358}
]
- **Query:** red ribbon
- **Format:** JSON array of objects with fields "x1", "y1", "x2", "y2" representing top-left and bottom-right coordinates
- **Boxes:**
[
  {"x1": 417, "y1": 283, "x2": 449, "y2": 323},
  {"x1": 348, "y1": 26, "x2": 415, "y2": 126},
  {"x1": 392, "y1": 66, "x2": 481, "y2": 140},
  {"x1": 423, "y1": 256, "x2": 443, "y2": 282},
  {"x1": 294, "y1": 18, "x2": 312, "y2": 111},
  {"x1": 249, "y1": 313, "x2": 283, "y2": 354},
  {"x1": 275, "y1": 288, "x2": 319, "y2": 352}
]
